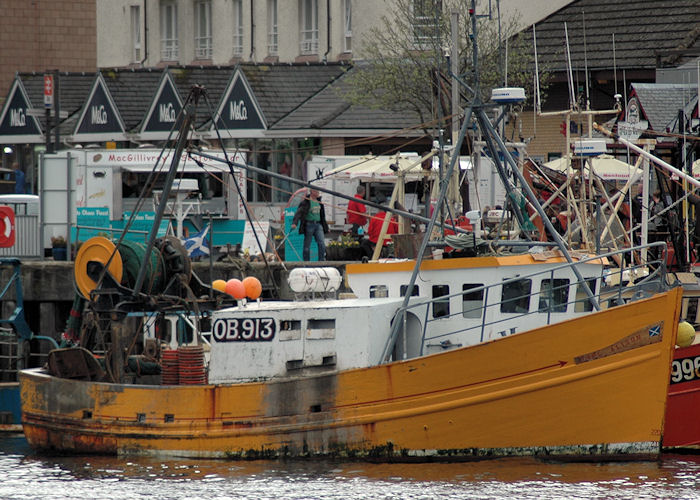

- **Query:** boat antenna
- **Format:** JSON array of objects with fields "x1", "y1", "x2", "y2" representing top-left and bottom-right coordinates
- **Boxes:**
[
  {"x1": 564, "y1": 22, "x2": 576, "y2": 110},
  {"x1": 533, "y1": 24, "x2": 541, "y2": 115},
  {"x1": 582, "y1": 10, "x2": 590, "y2": 111},
  {"x1": 612, "y1": 33, "x2": 618, "y2": 99}
]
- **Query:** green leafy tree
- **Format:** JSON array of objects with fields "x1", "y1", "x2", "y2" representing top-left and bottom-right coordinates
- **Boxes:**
[{"x1": 343, "y1": 0, "x2": 549, "y2": 131}]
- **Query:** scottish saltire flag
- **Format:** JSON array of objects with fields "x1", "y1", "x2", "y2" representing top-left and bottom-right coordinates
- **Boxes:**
[{"x1": 184, "y1": 224, "x2": 210, "y2": 258}]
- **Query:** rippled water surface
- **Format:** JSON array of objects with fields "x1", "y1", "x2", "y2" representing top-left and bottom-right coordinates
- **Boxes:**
[{"x1": 2, "y1": 435, "x2": 700, "y2": 499}]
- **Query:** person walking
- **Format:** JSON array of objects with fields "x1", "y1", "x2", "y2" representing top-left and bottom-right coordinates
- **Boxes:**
[
  {"x1": 292, "y1": 189, "x2": 329, "y2": 261},
  {"x1": 347, "y1": 184, "x2": 368, "y2": 235}
]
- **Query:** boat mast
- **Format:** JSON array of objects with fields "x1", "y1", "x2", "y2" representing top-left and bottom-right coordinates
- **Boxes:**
[
  {"x1": 132, "y1": 89, "x2": 198, "y2": 297},
  {"x1": 381, "y1": 0, "x2": 601, "y2": 362}
]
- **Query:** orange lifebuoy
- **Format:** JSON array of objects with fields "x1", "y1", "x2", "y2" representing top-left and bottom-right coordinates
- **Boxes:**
[{"x1": 0, "y1": 205, "x2": 15, "y2": 248}]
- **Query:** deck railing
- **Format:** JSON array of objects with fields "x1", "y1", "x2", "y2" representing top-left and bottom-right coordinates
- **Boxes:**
[{"x1": 393, "y1": 243, "x2": 669, "y2": 357}]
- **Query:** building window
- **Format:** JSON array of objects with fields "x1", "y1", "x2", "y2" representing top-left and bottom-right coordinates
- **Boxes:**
[
  {"x1": 343, "y1": 0, "x2": 352, "y2": 52},
  {"x1": 300, "y1": 0, "x2": 318, "y2": 55},
  {"x1": 412, "y1": 0, "x2": 441, "y2": 48},
  {"x1": 130, "y1": 5, "x2": 141, "y2": 63},
  {"x1": 160, "y1": 1, "x2": 179, "y2": 61},
  {"x1": 233, "y1": 0, "x2": 243, "y2": 56},
  {"x1": 267, "y1": 0, "x2": 278, "y2": 55},
  {"x1": 194, "y1": 0, "x2": 212, "y2": 59}
]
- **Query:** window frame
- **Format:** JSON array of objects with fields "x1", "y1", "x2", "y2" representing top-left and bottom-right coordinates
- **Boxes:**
[
  {"x1": 300, "y1": 0, "x2": 319, "y2": 55},
  {"x1": 232, "y1": 0, "x2": 244, "y2": 57},
  {"x1": 343, "y1": 0, "x2": 352, "y2": 53},
  {"x1": 432, "y1": 284, "x2": 450, "y2": 319},
  {"x1": 159, "y1": 0, "x2": 179, "y2": 61},
  {"x1": 194, "y1": 0, "x2": 213, "y2": 60},
  {"x1": 130, "y1": 5, "x2": 141, "y2": 63},
  {"x1": 462, "y1": 283, "x2": 484, "y2": 319},
  {"x1": 538, "y1": 278, "x2": 570, "y2": 313},
  {"x1": 267, "y1": 0, "x2": 278, "y2": 56},
  {"x1": 411, "y1": 0, "x2": 442, "y2": 49},
  {"x1": 574, "y1": 278, "x2": 598, "y2": 313},
  {"x1": 500, "y1": 279, "x2": 532, "y2": 314}
]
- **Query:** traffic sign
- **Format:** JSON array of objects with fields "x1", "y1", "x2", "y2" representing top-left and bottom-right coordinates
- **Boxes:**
[{"x1": 44, "y1": 74, "x2": 54, "y2": 109}]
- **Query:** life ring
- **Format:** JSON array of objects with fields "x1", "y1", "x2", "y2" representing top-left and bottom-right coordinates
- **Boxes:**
[{"x1": 0, "y1": 206, "x2": 15, "y2": 248}]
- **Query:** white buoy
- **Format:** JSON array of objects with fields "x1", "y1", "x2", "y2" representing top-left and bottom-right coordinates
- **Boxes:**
[
  {"x1": 491, "y1": 87, "x2": 526, "y2": 104},
  {"x1": 288, "y1": 267, "x2": 342, "y2": 293}
]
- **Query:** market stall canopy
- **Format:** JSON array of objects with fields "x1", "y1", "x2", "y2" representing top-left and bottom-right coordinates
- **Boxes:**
[
  {"x1": 543, "y1": 154, "x2": 642, "y2": 181},
  {"x1": 323, "y1": 153, "x2": 434, "y2": 182}
]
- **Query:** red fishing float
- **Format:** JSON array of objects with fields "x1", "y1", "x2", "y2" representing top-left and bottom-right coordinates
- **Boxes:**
[{"x1": 225, "y1": 278, "x2": 246, "y2": 299}]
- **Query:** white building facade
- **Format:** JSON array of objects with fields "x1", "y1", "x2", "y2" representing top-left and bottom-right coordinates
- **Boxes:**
[
  {"x1": 97, "y1": 0, "x2": 385, "y2": 67},
  {"x1": 96, "y1": 0, "x2": 573, "y2": 68}
]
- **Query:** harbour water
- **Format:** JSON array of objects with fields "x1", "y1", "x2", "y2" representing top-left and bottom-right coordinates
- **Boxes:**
[{"x1": 2, "y1": 435, "x2": 700, "y2": 499}]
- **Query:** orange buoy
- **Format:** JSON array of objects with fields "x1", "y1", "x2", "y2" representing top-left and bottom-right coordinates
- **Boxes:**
[
  {"x1": 212, "y1": 279, "x2": 226, "y2": 292},
  {"x1": 242, "y1": 276, "x2": 262, "y2": 300},
  {"x1": 225, "y1": 278, "x2": 246, "y2": 299}
]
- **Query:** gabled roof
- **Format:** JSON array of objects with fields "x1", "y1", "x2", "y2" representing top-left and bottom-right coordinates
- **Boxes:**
[
  {"x1": 534, "y1": 0, "x2": 700, "y2": 72},
  {"x1": 101, "y1": 69, "x2": 164, "y2": 132},
  {"x1": 240, "y1": 63, "x2": 348, "y2": 126},
  {"x1": 166, "y1": 63, "x2": 349, "y2": 130},
  {"x1": 272, "y1": 65, "x2": 423, "y2": 134},
  {"x1": 2, "y1": 62, "x2": 425, "y2": 144},
  {"x1": 631, "y1": 83, "x2": 698, "y2": 133},
  {"x1": 16, "y1": 71, "x2": 96, "y2": 139}
]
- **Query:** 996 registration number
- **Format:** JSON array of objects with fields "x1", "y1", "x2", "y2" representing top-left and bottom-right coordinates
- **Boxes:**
[
  {"x1": 213, "y1": 318, "x2": 276, "y2": 342},
  {"x1": 670, "y1": 355, "x2": 700, "y2": 384}
]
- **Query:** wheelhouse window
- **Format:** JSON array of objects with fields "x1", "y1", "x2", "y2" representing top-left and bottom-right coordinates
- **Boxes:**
[
  {"x1": 194, "y1": 0, "x2": 212, "y2": 59},
  {"x1": 432, "y1": 285, "x2": 450, "y2": 319},
  {"x1": 233, "y1": 0, "x2": 243, "y2": 56},
  {"x1": 370, "y1": 284, "x2": 388, "y2": 298},
  {"x1": 501, "y1": 279, "x2": 532, "y2": 314},
  {"x1": 300, "y1": 0, "x2": 319, "y2": 55},
  {"x1": 267, "y1": 0, "x2": 278, "y2": 56},
  {"x1": 400, "y1": 284, "x2": 419, "y2": 297},
  {"x1": 160, "y1": 0, "x2": 179, "y2": 61},
  {"x1": 130, "y1": 5, "x2": 141, "y2": 63},
  {"x1": 462, "y1": 283, "x2": 484, "y2": 319},
  {"x1": 343, "y1": 0, "x2": 352, "y2": 53},
  {"x1": 412, "y1": 0, "x2": 442, "y2": 49},
  {"x1": 574, "y1": 278, "x2": 598, "y2": 313},
  {"x1": 538, "y1": 279, "x2": 570, "y2": 313}
]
